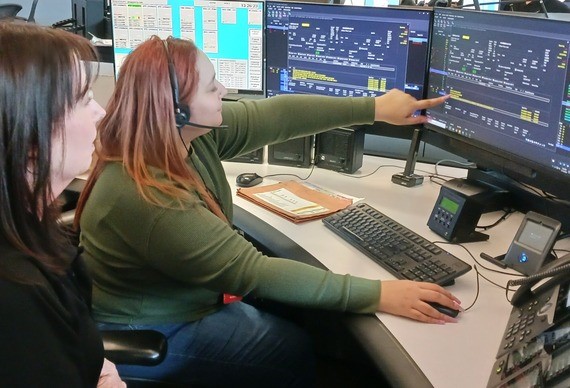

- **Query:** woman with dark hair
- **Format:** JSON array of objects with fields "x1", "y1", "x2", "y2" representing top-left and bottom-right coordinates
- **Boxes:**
[
  {"x1": 0, "y1": 22, "x2": 123, "y2": 387},
  {"x1": 76, "y1": 36, "x2": 461, "y2": 387}
]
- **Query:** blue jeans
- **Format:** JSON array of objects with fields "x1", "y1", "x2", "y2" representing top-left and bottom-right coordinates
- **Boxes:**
[{"x1": 98, "y1": 302, "x2": 316, "y2": 387}]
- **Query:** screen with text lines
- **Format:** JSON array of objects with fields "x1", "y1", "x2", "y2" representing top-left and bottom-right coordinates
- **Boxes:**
[
  {"x1": 111, "y1": 0, "x2": 264, "y2": 93},
  {"x1": 426, "y1": 9, "x2": 570, "y2": 177},
  {"x1": 265, "y1": 2, "x2": 432, "y2": 100}
]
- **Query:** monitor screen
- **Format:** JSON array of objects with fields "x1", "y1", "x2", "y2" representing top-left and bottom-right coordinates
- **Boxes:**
[
  {"x1": 345, "y1": 0, "x2": 400, "y2": 7},
  {"x1": 265, "y1": 2, "x2": 432, "y2": 100},
  {"x1": 425, "y1": 9, "x2": 570, "y2": 198},
  {"x1": 110, "y1": 0, "x2": 264, "y2": 94}
]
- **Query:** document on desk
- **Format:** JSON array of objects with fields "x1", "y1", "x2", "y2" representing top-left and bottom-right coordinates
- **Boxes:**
[{"x1": 236, "y1": 180, "x2": 352, "y2": 223}]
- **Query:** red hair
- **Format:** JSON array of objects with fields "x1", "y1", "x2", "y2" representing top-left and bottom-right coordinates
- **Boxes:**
[{"x1": 76, "y1": 36, "x2": 227, "y2": 224}]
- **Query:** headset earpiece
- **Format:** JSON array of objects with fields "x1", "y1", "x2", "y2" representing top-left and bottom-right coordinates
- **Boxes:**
[
  {"x1": 174, "y1": 103, "x2": 191, "y2": 129},
  {"x1": 164, "y1": 39, "x2": 191, "y2": 130},
  {"x1": 162, "y1": 38, "x2": 228, "y2": 131}
]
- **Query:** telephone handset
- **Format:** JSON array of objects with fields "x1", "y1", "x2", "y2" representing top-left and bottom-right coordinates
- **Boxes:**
[{"x1": 510, "y1": 253, "x2": 570, "y2": 307}]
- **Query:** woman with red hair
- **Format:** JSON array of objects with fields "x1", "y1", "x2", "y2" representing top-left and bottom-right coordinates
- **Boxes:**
[{"x1": 77, "y1": 36, "x2": 460, "y2": 386}]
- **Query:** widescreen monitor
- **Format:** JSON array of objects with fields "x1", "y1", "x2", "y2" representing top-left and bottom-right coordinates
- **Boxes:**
[
  {"x1": 425, "y1": 9, "x2": 570, "y2": 202},
  {"x1": 265, "y1": 1, "x2": 433, "y2": 101},
  {"x1": 110, "y1": 0, "x2": 264, "y2": 94},
  {"x1": 345, "y1": 0, "x2": 400, "y2": 7}
]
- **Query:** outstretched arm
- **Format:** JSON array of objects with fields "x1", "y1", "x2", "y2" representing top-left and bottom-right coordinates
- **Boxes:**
[{"x1": 373, "y1": 89, "x2": 449, "y2": 126}]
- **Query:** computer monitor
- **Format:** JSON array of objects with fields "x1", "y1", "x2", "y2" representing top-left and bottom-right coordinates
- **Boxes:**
[
  {"x1": 424, "y1": 9, "x2": 570, "y2": 225},
  {"x1": 265, "y1": 1, "x2": 432, "y2": 100},
  {"x1": 265, "y1": 1, "x2": 432, "y2": 141},
  {"x1": 110, "y1": 0, "x2": 264, "y2": 95},
  {"x1": 345, "y1": 0, "x2": 401, "y2": 7}
]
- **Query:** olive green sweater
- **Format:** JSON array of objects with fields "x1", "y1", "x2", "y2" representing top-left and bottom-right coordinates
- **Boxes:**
[{"x1": 80, "y1": 95, "x2": 382, "y2": 324}]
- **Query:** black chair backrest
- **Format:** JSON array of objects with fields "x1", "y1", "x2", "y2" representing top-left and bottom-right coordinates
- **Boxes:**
[{"x1": 0, "y1": 4, "x2": 23, "y2": 20}]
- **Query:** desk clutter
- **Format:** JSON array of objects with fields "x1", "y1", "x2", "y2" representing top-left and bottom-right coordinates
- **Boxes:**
[{"x1": 236, "y1": 180, "x2": 352, "y2": 223}]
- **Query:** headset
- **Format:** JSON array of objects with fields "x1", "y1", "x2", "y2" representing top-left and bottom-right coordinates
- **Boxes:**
[{"x1": 162, "y1": 39, "x2": 228, "y2": 131}]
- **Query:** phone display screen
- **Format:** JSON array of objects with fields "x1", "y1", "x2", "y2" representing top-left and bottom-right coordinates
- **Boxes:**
[
  {"x1": 518, "y1": 219, "x2": 554, "y2": 252},
  {"x1": 440, "y1": 196, "x2": 459, "y2": 215}
]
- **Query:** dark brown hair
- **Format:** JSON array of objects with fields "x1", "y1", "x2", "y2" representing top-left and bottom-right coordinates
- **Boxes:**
[{"x1": 0, "y1": 22, "x2": 97, "y2": 280}]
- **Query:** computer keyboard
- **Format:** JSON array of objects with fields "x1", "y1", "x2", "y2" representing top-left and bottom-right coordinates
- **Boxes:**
[{"x1": 322, "y1": 203, "x2": 472, "y2": 285}]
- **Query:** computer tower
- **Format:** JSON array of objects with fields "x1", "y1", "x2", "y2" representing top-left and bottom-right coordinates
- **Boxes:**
[
  {"x1": 268, "y1": 136, "x2": 314, "y2": 168},
  {"x1": 315, "y1": 127, "x2": 364, "y2": 173},
  {"x1": 227, "y1": 148, "x2": 264, "y2": 164}
]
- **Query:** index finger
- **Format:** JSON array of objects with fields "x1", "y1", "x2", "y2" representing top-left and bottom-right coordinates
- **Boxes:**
[{"x1": 415, "y1": 94, "x2": 450, "y2": 110}]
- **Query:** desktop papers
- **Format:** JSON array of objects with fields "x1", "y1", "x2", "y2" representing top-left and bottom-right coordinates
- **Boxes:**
[{"x1": 236, "y1": 180, "x2": 352, "y2": 223}]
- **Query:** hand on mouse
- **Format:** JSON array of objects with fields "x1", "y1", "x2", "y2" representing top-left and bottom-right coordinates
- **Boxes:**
[{"x1": 377, "y1": 280, "x2": 462, "y2": 324}]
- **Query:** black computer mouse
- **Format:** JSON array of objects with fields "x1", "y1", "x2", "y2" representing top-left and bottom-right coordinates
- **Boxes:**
[
  {"x1": 427, "y1": 302, "x2": 460, "y2": 318},
  {"x1": 236, "y1": 173, "x2": 263, "y2": 188}
]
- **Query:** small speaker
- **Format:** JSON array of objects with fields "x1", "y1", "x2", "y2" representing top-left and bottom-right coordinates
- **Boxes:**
[
  {"x1": 315, "y1": 127, "x2": 364, "y2": 173},
  {"x1": 268, "y1": 136, "x2": 314, "y2": 168},
  {"x1": 227, "y1": 148, "x2": 264, "y2": 164}
]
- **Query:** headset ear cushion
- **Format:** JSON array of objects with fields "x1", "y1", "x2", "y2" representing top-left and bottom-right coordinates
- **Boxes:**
[{"x1": 175, "y1": 104, "x2": 191, "y2": 128}]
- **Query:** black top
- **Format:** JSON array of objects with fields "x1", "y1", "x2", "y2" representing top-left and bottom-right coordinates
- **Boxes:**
[{"x1": 0, "y1": 240, "x2": 103, "y2": 387}]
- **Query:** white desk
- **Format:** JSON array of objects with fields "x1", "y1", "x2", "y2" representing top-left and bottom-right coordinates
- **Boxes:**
[{"x1": 222, "y1": 155, "x2": 570, "y2": 388}]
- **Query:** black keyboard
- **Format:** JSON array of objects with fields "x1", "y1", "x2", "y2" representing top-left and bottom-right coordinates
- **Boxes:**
[{"x1": 322, "y1": 203, "x2": 472, "y2": 285}]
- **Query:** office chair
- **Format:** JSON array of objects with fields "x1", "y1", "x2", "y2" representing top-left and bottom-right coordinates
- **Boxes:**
[
  {"x1": 0, "y1": 0, "x2": 38, "y2": 22},
  {"x1": 102, "y1": 330, "x2": 187, "y2": 388},
  {"x1": 0, "y1": 4, "x2": 23, "y2": 20}
]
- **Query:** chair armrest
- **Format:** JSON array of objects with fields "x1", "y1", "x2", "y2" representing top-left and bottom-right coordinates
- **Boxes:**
[{"x1": 101, "y1": 330, "x2": 168, "y2": 366}]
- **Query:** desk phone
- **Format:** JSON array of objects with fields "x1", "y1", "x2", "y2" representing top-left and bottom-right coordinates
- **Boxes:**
[{"x1": 487, "y1": 256, "x2": 570, "y2": 387}]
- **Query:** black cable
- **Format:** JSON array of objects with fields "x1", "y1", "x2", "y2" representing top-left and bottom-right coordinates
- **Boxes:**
[
  {"x1": 262, "y1": 164, "x2": 316, "y2": 181},
  {"x1": 178, "y1": 130, "x2": 190, "y2": 154},
  {"x1": 518, "y1": 181, "x2": 570, "y2": 207},
  {"x1": 433, "y1": 241, "x2": 523, "y2": 311},
  {"x1": 476, "y1": 208, "x2": 515, "y2": 231},
  {"x1": 428, "y1": 175, "x2": 449, "y2": 186},
  {"x1": 337, "y1": 164, "x2": 402, "y2": 179},
  {"x1": 431, "y1": 241, "x2": 480, "y2": 311},
  {"x1": 465, "y1": 265, "x2": 481, "y2": 312},
  {"x1": 554, "y1": 248, "x2": 570, "y2": 256}
]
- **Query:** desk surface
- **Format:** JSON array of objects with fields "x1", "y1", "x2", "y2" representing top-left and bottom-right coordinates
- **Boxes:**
[{"x1": 223, "y1": 155, "x2": 570, "y2": 388}]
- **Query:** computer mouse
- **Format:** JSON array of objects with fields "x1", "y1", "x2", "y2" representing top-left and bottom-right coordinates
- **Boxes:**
[
  {"x1": 427, "y1": 302, "x2": 460, "y2": 318},
  {"x1": 236, "y1": 173, "x2": 263, "y2": 188}
]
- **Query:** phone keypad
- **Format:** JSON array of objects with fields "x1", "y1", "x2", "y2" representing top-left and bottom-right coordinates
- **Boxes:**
[
  {"x1": 503, "y1": 300, "x2": 540, "y2": 351},
  {"x1": 432, "y1": 208, "x2": 454, "y2": 229},
  {"x1": 497, "y1": 292, "x2": 556, "y2": 358}
]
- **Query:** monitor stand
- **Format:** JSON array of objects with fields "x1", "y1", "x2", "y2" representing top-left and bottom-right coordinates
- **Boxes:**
[{"x1": 467, "y1": 168, "x2": 570, "y2": 233}]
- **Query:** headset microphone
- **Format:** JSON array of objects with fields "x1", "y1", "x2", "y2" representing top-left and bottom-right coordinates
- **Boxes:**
[
  {"x1": 181, "y1": 121, "x2": 229, "y2": 130},
  {"x1": 163, "y1": 39, "x2": 228, "y2": 131}
]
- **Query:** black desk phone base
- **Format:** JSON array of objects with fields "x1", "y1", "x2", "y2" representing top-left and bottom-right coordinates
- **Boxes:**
[{"x1": 487, "y1": 255, "x2": 570, "y2": 387}]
